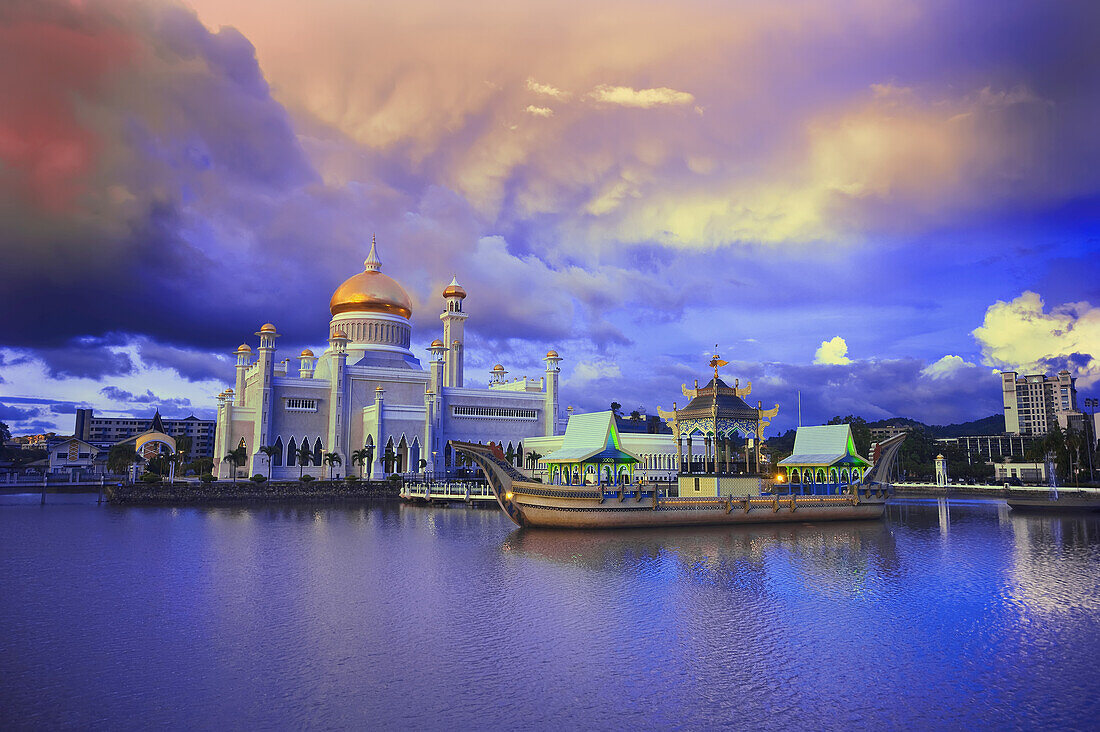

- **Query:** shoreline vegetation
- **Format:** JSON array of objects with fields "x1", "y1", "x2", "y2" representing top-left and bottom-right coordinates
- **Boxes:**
[{"x1": 106, "y1": 478, "x2": 402, "y2": 505}]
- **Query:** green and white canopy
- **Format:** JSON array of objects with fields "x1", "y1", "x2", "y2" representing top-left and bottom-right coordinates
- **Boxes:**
[{"x1": 777, "y1": 424, "x2": 869, "y2": 468}]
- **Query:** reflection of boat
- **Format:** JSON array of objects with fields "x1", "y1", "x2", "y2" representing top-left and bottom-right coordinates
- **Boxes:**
[
  {"x1": 450, "y1": 433, "x2": 905, "y2": 529},
  {"x1": 1007, "y1": 490, "x2": 1100, "y2": 512}
]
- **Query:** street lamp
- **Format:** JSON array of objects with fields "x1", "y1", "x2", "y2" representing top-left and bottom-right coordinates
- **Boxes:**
[{"x1": 1085, "y1": 398, "x2": 1098, "y2": 482}]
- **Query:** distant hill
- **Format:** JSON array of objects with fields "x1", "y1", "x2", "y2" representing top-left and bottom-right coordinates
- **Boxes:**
[{"x1": 866, "y1": 414, "x2": 1005, "y2": 438}]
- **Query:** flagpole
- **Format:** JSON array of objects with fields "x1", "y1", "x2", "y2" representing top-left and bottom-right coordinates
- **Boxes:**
[{"x1": 798, "y1": 390, "x2": 802, "y2": 427}]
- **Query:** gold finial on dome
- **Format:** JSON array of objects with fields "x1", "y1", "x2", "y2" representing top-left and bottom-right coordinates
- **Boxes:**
[{"x1": 364, "y1": 233, "x2": 381, "y2": 272}]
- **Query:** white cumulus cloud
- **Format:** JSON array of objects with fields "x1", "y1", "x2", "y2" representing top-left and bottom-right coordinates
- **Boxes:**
[
  {"x1": 525, "y1": 105, "x2": 554, "y2": 117},
  {"x1": 813, "y1": 336, "x2": 852, "y2": 365},
  {"x1": 585, "y1": 84, "x2": 694, "y2": 108},
  {"x1": 568, "y1": 358, "x2": 623, "y2": 387},
  {"x1": 972, "y1": 291, "x2": 1100, "y2": 385},
  {"x1": 920, "y1": 354, "x2": 976, "y2": 379}
]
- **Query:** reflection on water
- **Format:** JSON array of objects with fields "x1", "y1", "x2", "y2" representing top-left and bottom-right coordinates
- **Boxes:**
[{"x1": 1, "y1": 495, "x2": 1098, "y2": 729}]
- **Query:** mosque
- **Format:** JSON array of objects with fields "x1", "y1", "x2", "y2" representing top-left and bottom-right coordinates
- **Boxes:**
[{"x1": 212, "y1": 238, "x2": 564, "y2": 480}]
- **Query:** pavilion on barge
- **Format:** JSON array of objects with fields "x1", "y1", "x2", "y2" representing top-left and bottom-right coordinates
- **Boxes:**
[
  {"x1": 777, "y1": 424, "x2": 870, "y2": 494},
  {"x1": 539, "y1": 411, "x2": 641, "y2": 486}
]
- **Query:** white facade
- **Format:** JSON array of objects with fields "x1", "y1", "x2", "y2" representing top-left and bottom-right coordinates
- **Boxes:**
[{"x1": 213, "y1": 241, "x2": 565, "y2": 480}]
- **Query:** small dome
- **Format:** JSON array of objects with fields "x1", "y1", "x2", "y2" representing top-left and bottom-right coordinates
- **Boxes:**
[
  {"x1": 331, "y1": 330, "x2": 348, "y2": 340},
  {"x1": 300, "y1": 349, "x2": 315, "y2": 358},
  {"x1": 442, "y1": 276, "x2": 467, "y2": 299},
  {"x1": 545, "y1": 349, "x2": 559, "y2": 358},
  {"x1": 259, "y1": 323, "x2": 276, "y2": 333},
  {"x1": 237, "y1": 343, "x2": 251, "y2": 352},
  {"x1": 430, "y1": 339, "x2": 445, "y2": 348},
  {"x1": 492, "y1": 364, "x2": 505, "y2": 372},
  {"x1": 375, "y1": 385, "x2": 384, "y2": 391}
]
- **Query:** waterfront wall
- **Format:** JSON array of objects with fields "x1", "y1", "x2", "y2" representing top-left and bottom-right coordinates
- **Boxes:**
[{"x1": 107, "y1": 479, "x2": 402, "y2": 505}]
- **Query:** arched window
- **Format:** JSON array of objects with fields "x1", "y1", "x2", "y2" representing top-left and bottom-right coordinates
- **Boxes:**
[
  {"x1": 313, "y1": 438, "x2": 323, "y2": 466},
  {"x1": 287, "y1": 438, "x2": 297, "y2": 467},
  {"x1": 273, "y1": 437, "x2": 283, "y2": 467}
]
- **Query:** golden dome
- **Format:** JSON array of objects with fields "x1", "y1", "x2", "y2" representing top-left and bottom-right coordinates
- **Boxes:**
[
  {"x1": 442, "y1": 276, "x2": 466, "y2": 299},
  {"x1": 492, "y1": 364, "x2": 505, "y2": 372},
  {"x1": 331, "y1": 330, "x2": 348, "y2": 340},
  {"x1": 545, "y1": 349, "x2": 559, "y2": 358},
  {"x1": 259, "y1": 323, "x2": 276, "y2": 333},
  {"x1": 300, "y1": 349, "x2": 315, "y2": 358},
  {"x1": 329, "y1": 237, "x2": 413, "y2": 319},
  {"x1": 430, "y1": 339, "x2": 445, "y2": 348},
  {"x1": 237, "y1": 343, "x2": 251, "y2": 352}
]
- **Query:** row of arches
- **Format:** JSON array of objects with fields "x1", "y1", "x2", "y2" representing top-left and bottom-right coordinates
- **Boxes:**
[
  {"x1": 547, "y1": 463, "x2": 634, "y2": 486},
  {"x1": 267, "y1": 436, "x2": 324, "y2": 467},
  {"x1": 784, "y1": 467, "x2": 866, "y2": 495}
]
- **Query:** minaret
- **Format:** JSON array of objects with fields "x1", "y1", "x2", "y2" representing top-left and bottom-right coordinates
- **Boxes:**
[
  {"x1": 440, "y1": 276, "x2": 467, "y2": 387},
  {"x1": 234, "y1": 344, "x2": 251, "y2": 406},
  {"x1": 298, "y1": 349, "x2": 317, "y2": 379},
  {"x1": 250, "y1": 323, "x2": 278, "y2": 474},
  {"x1": 543, "y1": 350, "x2": 562, "y2": 436},
  {"x1": 326, "y1": 331, "x2": 349, "y2": 477}
]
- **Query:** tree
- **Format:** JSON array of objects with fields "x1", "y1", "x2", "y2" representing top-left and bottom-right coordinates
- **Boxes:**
[
  {"x1": 629, "y1": 410, "x2": 642, "y2": 422},
  {"x1": 174, "y1": 435, "x2": 193, "y2": 464},
  {"x1": 323, "y1": 451, "x2": 342, "y2": 479},
  {"x1": 827, "y1": 415, "x2": 872, "y2": 457},
  {"x1": 351, "y1": 448, "x2": 371, "y2": 478},
  {"x1": 258, "y1": 445, "x2": 281, "y2": 480},
  {"x1": 107, "y1": 444, "x2": 140, "y2": 479},
  {"x1": 505, "y1": 444, "x2": 516, "y2": 465},
  {"x1": 0, "y1": 421, "x2": 10, "y2": 450},
  {"x1": 525, "y1": 450, "x2": 543, "y2": 469},
  {"x1": 223, "y1": 446, "x2": 247, "y2": 483},
  {"x1": 610, "y1": 402, "x2": 622, "y2": 415},
  {"x1": 382, "y1": 443, "x2": 396, "y2": 474},
  {"x1": 295, "y1": 442, "x2": 312, "y2": 480}
]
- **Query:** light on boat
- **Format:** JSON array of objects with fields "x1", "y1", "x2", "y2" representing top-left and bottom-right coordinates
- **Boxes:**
[
  {"x1": 505, "y1": 491, "x2": 513, "y2": 500},
  {"x1": 775, "y1": 474, "x2": 784, "y2": 482}
]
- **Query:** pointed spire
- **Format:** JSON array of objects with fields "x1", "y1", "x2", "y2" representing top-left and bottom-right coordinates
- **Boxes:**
[
  {"x1": 364, "y1": 234, "x2": 382, "y2": 272},
  {"x1": 150, "y1": 410, "x2": 165, "y2": 434}
]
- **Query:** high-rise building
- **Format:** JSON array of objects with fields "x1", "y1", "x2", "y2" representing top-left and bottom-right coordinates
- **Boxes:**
[{"x1": 1001, "y1": 370, "x2": 1081, "y2": 436}]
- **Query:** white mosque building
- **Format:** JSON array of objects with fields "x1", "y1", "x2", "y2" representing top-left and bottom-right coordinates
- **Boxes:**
[{"x1": 212, "y1": 238, "x2": 564, "y2": 480}]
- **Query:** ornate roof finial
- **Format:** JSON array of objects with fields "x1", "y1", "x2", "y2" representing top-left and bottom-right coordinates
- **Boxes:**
[
  {"x1": 709, "y1": 345, "x2": 728, "y2": 380},
  {"x1": 364, "y1": 234, "x2": 382, "y2": 272}
]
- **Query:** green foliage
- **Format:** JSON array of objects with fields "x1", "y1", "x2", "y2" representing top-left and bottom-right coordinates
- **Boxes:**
[
  {"x1": 199, "y1": 474, "x2": 215, "y2": 483},
  {"x1": 300, "y1": 474, "x2": 314, "y2": 483},
  {"x1": 140, "y1": 473, "x2": 160, "y2": 484},
  {"x1": 250, "y1": 474, "x2": 267, "y2": 483},
  {"x1": 387, "y1": 473, "x2": 401, "y2": 482},
  {"x1": 0, "y1": 421, "x2": 10, "y2": 449},
  {"x1": 174, "y1": 435, "x2": 193, "y2": 462},
  {"x1": 610, "y1": 402, "x2": 622, "y2": 415},
  {"x1": 346, "y1": 474, "x2": 359, "y2": 483},
  {"x1": 107, "y1": 444, "x2": 140, "y2": 475}
]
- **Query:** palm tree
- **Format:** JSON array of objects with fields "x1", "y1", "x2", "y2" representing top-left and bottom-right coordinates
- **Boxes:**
[
  {"x1": 525, "y1": 451, "x2": 543, "y2": 470},
  {"x1": 351, "y1": 448, "x2": 371, "y2": 478},
  {"x1": 258, "y1": 445, "x2": 281, "y2": 480},
  {"x1": 323, "y1": 451, "x2": 342, "y2": 479},
  {"x1": 108, "y1": 444, "x2": 140, "y2": 480},
  {"x1": 295, "y1": 442, "x2": 312, "y2": 480},
  {"x1": 223, "y1": 446, "x2": 247, "y2": 482}
]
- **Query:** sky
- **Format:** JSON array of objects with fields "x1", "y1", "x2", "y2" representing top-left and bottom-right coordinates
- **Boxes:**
[{"x1": 1, "y1": 0, "x2": 1098, "y2": 437}]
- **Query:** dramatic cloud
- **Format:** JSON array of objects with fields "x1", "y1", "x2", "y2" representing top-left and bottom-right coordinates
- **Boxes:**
[
  {"x1": 973, "y1": 291, "x2": 1100, "y2": 386},
  {"x1": 814, "y1": 337, "x2": 853, "y2": 366},
  {"x1": 2, "y1": 0, "x2": 1099, "y2": 435}
]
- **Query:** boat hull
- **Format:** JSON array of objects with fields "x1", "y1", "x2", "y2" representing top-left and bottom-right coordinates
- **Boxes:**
[{"x1": 508, "y1": 483, "x2": 885, "y2": 529}]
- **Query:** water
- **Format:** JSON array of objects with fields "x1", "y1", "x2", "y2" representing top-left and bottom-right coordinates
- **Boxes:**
[{"x1": 2, "y1": 495, "x2": 1098, "y2": 730}]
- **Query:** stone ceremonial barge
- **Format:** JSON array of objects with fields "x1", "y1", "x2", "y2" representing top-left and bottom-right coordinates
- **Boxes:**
[{"x1": 450, "y1": 362, "x2": 907, "y2": 529}]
